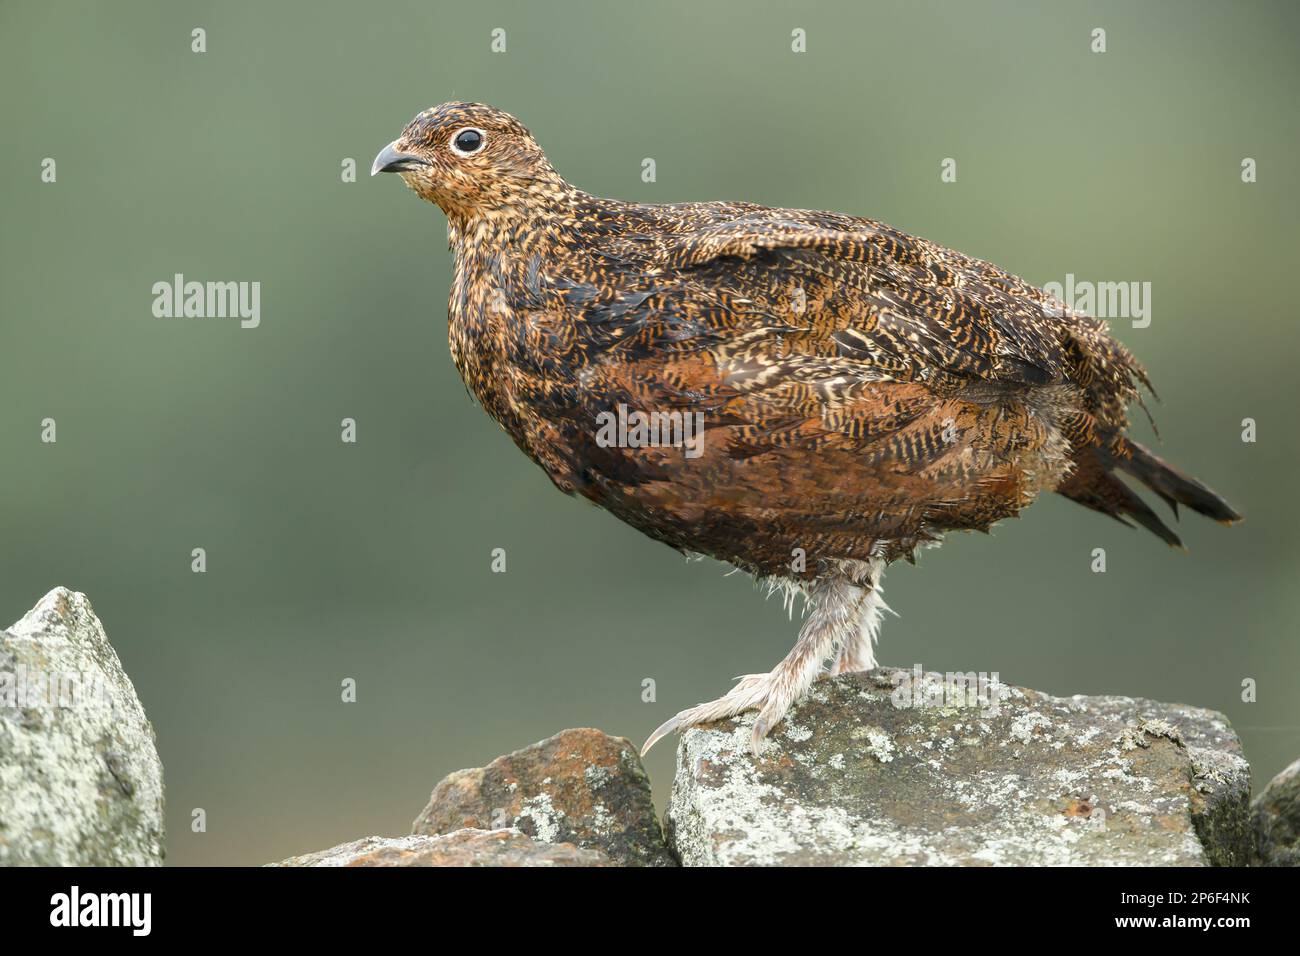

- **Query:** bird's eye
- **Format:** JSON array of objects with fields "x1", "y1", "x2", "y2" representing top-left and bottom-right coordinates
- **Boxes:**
[{"x1": 451, "y1": 128, "x2": 485, "y2": 156}]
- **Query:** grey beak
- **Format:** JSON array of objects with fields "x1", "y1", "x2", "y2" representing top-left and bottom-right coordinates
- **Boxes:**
[{"x1": 371, "y1": 141, "x2": 428, "y2": 176}]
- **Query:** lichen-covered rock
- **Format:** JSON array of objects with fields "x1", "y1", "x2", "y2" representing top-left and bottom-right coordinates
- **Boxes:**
[
  {"x1": 666, "y1": 668, "x2": 1251, "y2": 866},
  {"x1": 270, "y1": 829, "x2": 610, "y2": 866},
  {"x1": 0, "y1": 588, "x2": 165, "y2": 865},
  {"x1": 1253, "y1": 757, "x2": 1300, "y2": 865},
  {"x1": 413, "y1": 728, "x2": 675, "y2": 866}
]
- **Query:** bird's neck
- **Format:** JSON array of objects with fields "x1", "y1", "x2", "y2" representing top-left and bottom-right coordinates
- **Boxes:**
[{"x1": 444, "y1": 178, "x2": 588, "y2": 241}]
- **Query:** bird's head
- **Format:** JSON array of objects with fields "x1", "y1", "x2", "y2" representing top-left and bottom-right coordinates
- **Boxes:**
[{"x1": 371, "y1": 102, "x2": 563, "y2": 223}]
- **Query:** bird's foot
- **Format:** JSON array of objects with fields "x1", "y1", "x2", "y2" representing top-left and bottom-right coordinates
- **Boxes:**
[
  {"x1": 642, "y1": 574, "x2": 879, "y2": 758},
  {"x1": 641, "y1": 672, "x2": 787, "y2": 757}
]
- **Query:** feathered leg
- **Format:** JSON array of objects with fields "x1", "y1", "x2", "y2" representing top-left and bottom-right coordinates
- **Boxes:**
[
  {"x1": 828, "y1": 559, "x2": 888, "y2": 675},
  {"x1": 641, "y1": 575, "x2": 868, "y2": 756}
]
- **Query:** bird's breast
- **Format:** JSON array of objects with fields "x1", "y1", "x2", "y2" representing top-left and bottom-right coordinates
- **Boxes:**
[{"x1": 446, "y1": 241, "x2": 592, "y2": 487}]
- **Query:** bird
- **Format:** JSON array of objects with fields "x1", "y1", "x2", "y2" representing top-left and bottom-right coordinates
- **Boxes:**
[{"x1": 372, "y1": 102, "x2": 1241, "y2": 757}]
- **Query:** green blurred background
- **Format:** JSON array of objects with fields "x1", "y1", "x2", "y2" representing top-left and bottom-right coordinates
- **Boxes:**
[{"x1": 2, "y1": 0, "x2": 1296, "y2": 865}]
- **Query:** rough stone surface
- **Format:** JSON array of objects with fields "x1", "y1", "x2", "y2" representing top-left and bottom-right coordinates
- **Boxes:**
[
  {"x1": 270, "y1": 828, "x2": 610, "y2": 867},
  {"x1": 0, "y1": 588, "x2": 165, "y2": 866},
  {"x1": 413, "y1": 727, "x2": 675, "y2": 866},
  {"x1": 1253, "y1": 757, "x2": 1300, "y2": 866},
  {"x1": 666, "y1": 668, "x2": 1252, "y2": 866}
]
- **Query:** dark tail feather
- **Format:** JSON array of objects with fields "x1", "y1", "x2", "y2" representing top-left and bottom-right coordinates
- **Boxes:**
[
  {"x1": 1057, "y1": 452, "x2": 1185, "y2": 547},
  {"x1": 1107, "y1": 438, "x2": 1243, "y2": 525},
  {"x1": 1057, "y1": 439, "x2": 1241, "y2": 549}
]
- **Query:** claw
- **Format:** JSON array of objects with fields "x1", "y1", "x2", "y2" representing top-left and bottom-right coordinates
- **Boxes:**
[
  {"x1": 641, "y1": 673, "x2": 784, "y2": 757},
  {"x1": 750, "y1": 716, "x2": 770, "y2": 756},
  {"x1": 640, "y1": 715, "x2": 680, "y2": 756}
]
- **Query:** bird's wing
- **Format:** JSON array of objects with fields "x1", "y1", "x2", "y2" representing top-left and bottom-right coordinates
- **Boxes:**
[{"x1": 649, "y1": 210, "x2": 1149, "y2": 426}]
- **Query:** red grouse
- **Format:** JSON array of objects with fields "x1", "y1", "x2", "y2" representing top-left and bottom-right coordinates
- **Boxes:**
[{"x1": 373, "y1": 103, "x2": 1240, "y2": 755}]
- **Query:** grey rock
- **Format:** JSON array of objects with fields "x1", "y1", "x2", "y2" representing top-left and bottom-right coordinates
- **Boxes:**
[
  {"x1": 413, "y1": 727, "x2": 675, "y2": 866},
  {"x1": 270, "y1": 829, "x2": 610, "y2": 866},
  {"x1": 1253, "y1": 757, "x2": 1300, "y2": 865},
  {"x1": 0, "y1": 588, "x2": 165, "y2": 865},
  {"x1": 666, "y1": 668, "x2": 1251, "y2": 866}
]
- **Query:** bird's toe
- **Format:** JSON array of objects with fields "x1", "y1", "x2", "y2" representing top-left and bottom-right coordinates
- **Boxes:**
[
  {"x1": 750, "y1": 698, "x2": 792, "y2": 755},
  {"x1": 640, "y1": 715, "x2": 682, "y2": 756}
]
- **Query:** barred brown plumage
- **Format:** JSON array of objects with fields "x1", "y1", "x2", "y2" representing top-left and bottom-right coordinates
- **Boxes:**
[{"x1": 373, "y1": 102, "x2": 1241, "y2": 755}]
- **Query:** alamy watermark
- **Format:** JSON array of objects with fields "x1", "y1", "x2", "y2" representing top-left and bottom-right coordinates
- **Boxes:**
[
  {"x1": 1041, "y1": 273, "x2": 1151, "y2": 328},
  {"x1": 0, "y1": 665, "x2": 117, "y2": 713},
  {"x1": 151, "y1": 273, "x2": 260, "y2": 329},
  {"x1": 890, "y1": 663, "x2": 1006, "y2": 715},
  {"x1": 595, "y1": 404, "x2": 705, "y2": 459}
]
